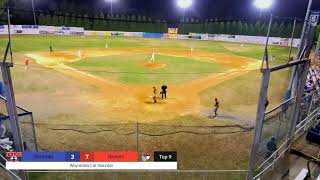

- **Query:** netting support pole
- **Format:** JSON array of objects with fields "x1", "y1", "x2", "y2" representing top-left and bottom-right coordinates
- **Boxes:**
[
  {"x1": 315, "y1": 33, "x2": 320, "y2": 61},
  {"x1": 247, "y1": 69, "x2": 271, "y2": 180},
  {"x1": 1, "y1": 63, "x2": 24, "y2": 152},
  {"x1": 136, "y1": 122, "x2": 140, "y2": 161},
  {"x1": 286, "y1": 0, "x2": 313, "y2": 99},
  {"x1": 30, "y1": 113, "x2": 39, "y2": 151},
  {"x1": 287, "y1": 60, "x2": 310, "y2": 144},
  {"x1": 288, "y1": 18, "x2": 297, "y2": 61}
]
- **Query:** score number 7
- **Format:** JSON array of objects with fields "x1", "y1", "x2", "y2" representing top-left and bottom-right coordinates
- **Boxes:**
[{"x1": 85, "y1": 154, "x2": 90, "y2": 159}]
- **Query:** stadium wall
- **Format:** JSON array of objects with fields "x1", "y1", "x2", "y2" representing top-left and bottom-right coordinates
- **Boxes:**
[{"x1": 0, "y1": 25, "x2": 300, "y2": 47}]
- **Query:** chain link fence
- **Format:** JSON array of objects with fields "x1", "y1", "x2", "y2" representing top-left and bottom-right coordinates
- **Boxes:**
[
  {"x1": 0, "y1": 95, "x2": 38, "y2": 153},
  {"x1": 31, "y1": 122, "x2": 253, "y2": 170},
  {"x1": 252, "y1": 90, "x2": 320, "y2": 179},
  {"x1": 254, "y1": 97, "x2": 295, "y2": 167}
]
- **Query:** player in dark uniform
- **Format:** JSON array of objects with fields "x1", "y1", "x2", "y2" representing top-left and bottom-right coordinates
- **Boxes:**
[
  {"x1": 161, "y1": 85, "x2": 168, "y2": 99},
  {"x1": 50, "y1": 45, "x2": 53, "y2": 53},
  {"x1": 214, "y1": 98, "x2": 219, "y2": 117}
]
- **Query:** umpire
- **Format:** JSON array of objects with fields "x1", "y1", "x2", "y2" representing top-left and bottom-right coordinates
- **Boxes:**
[{"x1": 161, "y1": 85, "x2": 168, "y2": 99}]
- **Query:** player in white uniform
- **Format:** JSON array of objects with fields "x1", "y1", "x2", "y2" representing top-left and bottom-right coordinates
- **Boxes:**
[
  {"x1": 153, "y1": 87, "x2": 158, "y2": 103},
  {"x1": 77, "y1": 49, "x2": 82, "y2": 58},
  {"x1": 151, "y1": 52, "x2": 156, "y2": 62}
]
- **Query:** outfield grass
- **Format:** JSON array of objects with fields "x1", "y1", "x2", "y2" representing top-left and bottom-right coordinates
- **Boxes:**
[
  {"x1": 69, "y1": 53, "x2": 228, "y2": 84},
  {"x1": 200, "y1": 66, "x2": 291, "y2": 120},
  {"x1": 0, "y1": 35, "x2": 293, "y2": 60}
]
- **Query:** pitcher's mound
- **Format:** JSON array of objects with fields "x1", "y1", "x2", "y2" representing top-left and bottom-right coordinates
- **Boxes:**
[{"x1": 142, "y1": 62, "x2": 166, "y2": 69}]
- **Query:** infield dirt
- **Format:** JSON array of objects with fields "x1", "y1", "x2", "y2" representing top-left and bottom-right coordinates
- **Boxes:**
[{"x1": 26, "y1": 48, "x2": 260, "y2": 122}]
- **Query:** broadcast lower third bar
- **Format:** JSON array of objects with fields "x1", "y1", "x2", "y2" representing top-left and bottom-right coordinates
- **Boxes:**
[
  {"x1": 6, "y1": 162, "x2": 177, "y2": 170},
  {"x1": 5, "y1": 151, "x2": 178, "y2": 170}
]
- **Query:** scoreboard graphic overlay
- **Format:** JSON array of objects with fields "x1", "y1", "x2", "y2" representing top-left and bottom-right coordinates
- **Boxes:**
[{"x1": 5, "y1": 151, "x2": 177, "y2": 170}]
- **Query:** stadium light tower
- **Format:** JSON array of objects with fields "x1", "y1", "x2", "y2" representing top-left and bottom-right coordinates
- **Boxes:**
[
  {"x1": 177, "y1": 0, "x2": 193, "y2": 21},
  {"x1": 254, "y1": 0, "x2": 273, "y2": 17},
  {"x1": 105, "y1": 0, "x2": 117, "y2": 16},
  {"x1": 31, "y1": 0, "x2": 37, "y2": 25}
]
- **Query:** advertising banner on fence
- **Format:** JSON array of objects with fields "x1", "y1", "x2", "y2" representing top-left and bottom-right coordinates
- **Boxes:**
[
  {"x1": 0, "y1": 25, "x2": 300, "y2": 47},
  {"x1": 124, "y1": 32, "x2": 143, "y2": 37},
  {"x1": 111, "y1": 32, "x2": 125, "y2": 36},
  {"x1": 163, "y1": 33, "x2": 177, "y2": 39},
  {"x1": 143, "y1": 32, "x2": 163, "y2": 39}
]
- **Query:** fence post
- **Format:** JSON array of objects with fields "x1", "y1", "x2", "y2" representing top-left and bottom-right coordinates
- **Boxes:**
[
  {"x1": 247, "y1": 69, "x2": 271, "y2": 180},
  {"x1": 136, "y1": 122, "x2": 140, "y2": 161},
  {"x1": 30, "y1": 113, "x2": 39, "y2": 151},
  {"x1": 307, "y1": 92, "x2": 315, "y2": 116}
]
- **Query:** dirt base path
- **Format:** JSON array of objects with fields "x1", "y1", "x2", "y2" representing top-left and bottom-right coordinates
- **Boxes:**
[{"x1": 26, "y1": 48, "x2": 260, "y2": 122}]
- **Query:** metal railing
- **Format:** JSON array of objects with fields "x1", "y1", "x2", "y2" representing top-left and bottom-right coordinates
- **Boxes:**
[{"x1": 252, "y1": 90, "x2": 320, "y2": 179}]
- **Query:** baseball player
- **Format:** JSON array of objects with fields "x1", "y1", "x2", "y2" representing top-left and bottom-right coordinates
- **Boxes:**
[
  {"x1": 151, "y1": 52, "x2": 155, "y2": 62},
  {"x1": 25, "y1": 59, "x2": 29, "y2": 70},
  {"x1": 77, "y1": 49, "x2": 82, "y2": 58},
  {"x1": 153, "y1": 87, "x2": 158, "y2": 103},
  {"x1": 213, "y1": 98, "x2": 220, "y2": 117}
]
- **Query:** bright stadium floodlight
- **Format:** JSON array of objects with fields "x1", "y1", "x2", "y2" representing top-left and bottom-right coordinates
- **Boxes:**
[
  {"x1": 254, "y1": 0, "x2": 273, "y2": 10},
  {"x1": 105, "y1": 0, "x2": 117, "y2": 15},
  {"x1": 177, "y1": 0, "x2": 193, "y2": 21},
  {"x1": 254, "y1": 0, "x2": 273, "y2": 18},
  {"x1": 177, "y1": 0, "x2": 193, "y2": 9}
]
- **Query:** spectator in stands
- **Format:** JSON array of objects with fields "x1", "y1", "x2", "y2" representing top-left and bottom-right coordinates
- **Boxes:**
[
  {"x1": 0, "y1": 81, "x2": 5, "y2": 97},
  {"x1": 265, "y1": 99, "x2": 269, "y2": 108},
  {"x1": 0, "y1": 122, "x2": 5, "y2": 138},
  {"x1": 0, "y1": 114, "x2": 6, "y2": 139},
  {"x1": 304, "y1": 65, "x2": 320, "y2": 96},
  {"x1": 265, "y1": 137, "x2": 277, "y2": 159}
]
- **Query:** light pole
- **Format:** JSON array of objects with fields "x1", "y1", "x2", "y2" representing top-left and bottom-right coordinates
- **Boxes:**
[
  {"x1": 31, "y1": 0, "x2": 37, "y2": 25},
  {"x1": 247, "y1": 1, "x2": 273, "y2": 179},
  {"x1": 105, "y1": 0, "x2": 116, "y2": 16},
  {"x1": 254, "y1": 0, "x2": 273, "y2": 18},
  {"x1": 177, "y1": 0, "x2": 192, "y2": 21}
]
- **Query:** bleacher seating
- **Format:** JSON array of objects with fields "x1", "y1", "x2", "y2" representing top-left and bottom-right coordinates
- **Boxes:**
[{"x1": 305, "y1": 122, "x2": 320, "y2": 145}]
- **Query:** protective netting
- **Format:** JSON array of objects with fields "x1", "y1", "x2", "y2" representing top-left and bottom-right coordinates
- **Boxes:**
[
  {"x1": 0, "y1": 96, "x2": 38, "y2": 153},
  {"x1": 253, "y1": 90, "x2": 320, "y2": 179},
  {"x1": 32, "y1": 122, "x2": 252, "y2": 170},
  {"x1": 255, "y1": 98, "x2": 295, "y2": 166}
]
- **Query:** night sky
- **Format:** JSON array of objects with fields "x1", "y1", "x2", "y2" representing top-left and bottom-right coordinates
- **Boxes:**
[{"x1": 37, "y1": 0, "x2": 320, "y2": 22}]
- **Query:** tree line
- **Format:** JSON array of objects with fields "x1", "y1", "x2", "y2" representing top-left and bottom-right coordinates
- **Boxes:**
[
  {"x1": 36, "y1": 12, "x2": 304, "y2": 38},
  {"x1": 38, "y1": 13, "x2": 168, "y2": 33},
  {"x1": 0, "y1": 0, "x2": 307, "y2": 38},
  {"x1": 0, "y1": 0, "x2": 309, "y2": 38}
]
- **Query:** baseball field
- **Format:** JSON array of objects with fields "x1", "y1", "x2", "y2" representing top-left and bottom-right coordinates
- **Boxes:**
[{"x1": 0, "y1": 35, "x2": 295, "y2": 179}]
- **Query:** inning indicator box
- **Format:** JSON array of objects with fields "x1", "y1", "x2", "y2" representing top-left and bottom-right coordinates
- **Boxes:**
[{"x1": 5, "y1": 151, "x2": 177, "y2": 170}]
